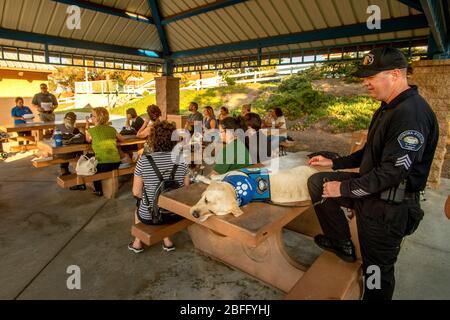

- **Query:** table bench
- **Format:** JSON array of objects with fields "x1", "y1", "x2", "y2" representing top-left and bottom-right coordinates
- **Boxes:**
[
  {"x1": 285, "y1": 251, "x2": 362, "y2": 300},
  {"x1": 280, "y1": 140, "x2": 295, "y2": 156},
  {"x1": 32, "y1": 157, "x2": 79, "y2": 168},
  {"x1": 132, "y1": 219, "x2": 193, "y2": 247},
  {"x1": 57, "y1": 164, "x2": 136, "y2": 199}
]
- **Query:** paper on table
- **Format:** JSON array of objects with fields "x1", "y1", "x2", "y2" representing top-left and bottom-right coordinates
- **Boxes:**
[{"x1": 41, "y1": 102, "x2": 53, "y2": 111}]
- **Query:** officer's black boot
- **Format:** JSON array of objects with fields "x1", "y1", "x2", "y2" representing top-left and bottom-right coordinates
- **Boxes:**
[{"x1": 314, "y1": 234, "x2": 357, "y2": 263}]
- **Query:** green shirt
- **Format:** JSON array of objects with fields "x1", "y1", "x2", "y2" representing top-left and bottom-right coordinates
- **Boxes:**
[
  {"x1": 213, "y1": 139, "x2": 252, "y2": 175},
  {"x1": 88, "y1": 125, "x2": 121, "y2": 164}
]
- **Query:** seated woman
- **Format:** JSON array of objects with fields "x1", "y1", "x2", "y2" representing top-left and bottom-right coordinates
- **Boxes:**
[
  {"x1": 211, "y1": 117, "x2": 252, "y2": 175},
  {"x1": 123, "y1": 108, "x2": 145, "y2": 134},
  {"x1": 243, "y1": 113, "x2": 272, "y2": 164},
  {"x1": 136, "y1": 104, "x2": 162, "y2": 139},
  {"x1": 129, "y1": 121, "x2": 190, "y2": 253},
  {"x1": 55, "y1": 112, "x2": 85, "y2": 177},
  {"x1": 218, "y1": 106, "x2": 230, "y2": 123},
  {"x1": 202, "y1": 106, "x2": 217, "y2": 131},
  {"x1": 85, "y1": 107, "x2": 125, "y2": 197},
  {"x1": 120, "y1": 108, "x2": 145, "y2": 157},
  {"x1": 265, "y1": 107, "x2": 287, "y2": 141}
]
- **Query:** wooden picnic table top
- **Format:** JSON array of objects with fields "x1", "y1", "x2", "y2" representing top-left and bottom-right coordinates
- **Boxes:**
[
  {"x1": 0, "y1": 121, "x2": 87, "y2": 133},
  {"x1": 159, "y1": 151, "x2": 319, "y2": 247},
  {"x1": 37, "y1": 137, "x2": 146, "y2": 155}
]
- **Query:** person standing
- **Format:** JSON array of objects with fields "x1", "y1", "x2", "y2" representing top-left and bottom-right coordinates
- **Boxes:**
[
  {"x1": 32, "y1": 83, "x2": 58, "y2": 122},
  {"x1": 307, "y1": 47, "x2": 439, "y2": 300}
]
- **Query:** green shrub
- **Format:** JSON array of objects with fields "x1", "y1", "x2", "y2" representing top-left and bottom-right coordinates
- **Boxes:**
[{"x1": 327, "y1": 96, "x2": 379, "y2": 132}]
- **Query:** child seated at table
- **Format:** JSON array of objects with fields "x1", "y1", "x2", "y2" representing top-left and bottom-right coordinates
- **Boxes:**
[
  {"x1": 128, "y1": 121, "x2": 190, "y2": 253},
  {"x1": 55, "y1": 112, "x2": 85, "y2": 178},
  {"x1": 210, "y1": 117, "x2": 252, "y2": 175},
  {"x1": 11, "y1": 97, "x2": 33, "y2": 146}
]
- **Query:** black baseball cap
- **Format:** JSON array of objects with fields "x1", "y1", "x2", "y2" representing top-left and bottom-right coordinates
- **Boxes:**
[{"x1": 354, "y1": 47, "x2": 408, "y2": 78}]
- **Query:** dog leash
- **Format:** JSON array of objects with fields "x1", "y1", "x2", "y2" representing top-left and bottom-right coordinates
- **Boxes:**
[{"x1": 264, "y1": 200, "x2": 312, "y2": 208}]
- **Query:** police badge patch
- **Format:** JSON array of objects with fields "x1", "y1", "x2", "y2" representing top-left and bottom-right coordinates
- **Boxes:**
[
  {"x1": 363, "y1": 53, "x2": 375, "y2": 66},
  {"x1": 397, "y1": 130, "x2": 424, "y2": 152}
]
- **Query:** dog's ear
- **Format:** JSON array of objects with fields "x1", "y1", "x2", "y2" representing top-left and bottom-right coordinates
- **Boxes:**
[{"x1": 230, "y1": 206, "x2": 244, "y2": 217}]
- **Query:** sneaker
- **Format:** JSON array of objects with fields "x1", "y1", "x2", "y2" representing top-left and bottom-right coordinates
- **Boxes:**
[
  {"x1": 162, "y1": 243, "x2": 175, "y2": 252},
  {"x1": 69, "y1": 184, "x2": 86, "y2": 191},
  {"x1": 314, "y1": 234, "x2": 356, "y2": 263},
  {"x1": 128, "y1": 242, "x2": 144, "y2": 254},
  {"x1": 93, "y1": 190, "x2": 103, "y2": 197}
]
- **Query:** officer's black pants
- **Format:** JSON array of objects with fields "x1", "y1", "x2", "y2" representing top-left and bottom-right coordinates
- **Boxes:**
[{"x1": 308, "y1": 171, "x2": 412, "y2": 300}]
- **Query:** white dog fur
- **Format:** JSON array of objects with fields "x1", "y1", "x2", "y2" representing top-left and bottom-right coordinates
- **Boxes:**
[{"x1": 190, "y1": 165, "x2": 318, "y2": 222}]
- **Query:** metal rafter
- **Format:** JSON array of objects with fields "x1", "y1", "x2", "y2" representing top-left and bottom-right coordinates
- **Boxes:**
[
  {"x1": 397, "y1": 0, "x2": 424, "y2": 12},
  {"x1": 172, "y1": 15, "x2": 430, "y2": 59},
  {"x1": 161, "y1": 0, "x2": 249, "y2": 25},
  {"x1": 50, "y1": 0, "x2": 154, "y2": 24},
  {"x1": 0, "y1": 27, "x2": 162, "y2": 60},
  {"x1": 420, "y1": 0, "x2": 448, "y2": 53},
  {"x1": 147, "y1": 0, "x2": 170, "y2": 57},
  {"x1": 173, "y1": 37, "x2": 429, "y2": 73}
]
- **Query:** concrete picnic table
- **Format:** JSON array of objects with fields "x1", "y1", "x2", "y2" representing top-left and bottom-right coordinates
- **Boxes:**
[
  {"x1": 158, "y1": 151, "x2": 327, "y2": 293},
  {"x1": 0, "y1": 121, "x2": 88, "y2": 141},
  {"x1": 37, "y1": 136, "x2": 147, "y2": 155}
]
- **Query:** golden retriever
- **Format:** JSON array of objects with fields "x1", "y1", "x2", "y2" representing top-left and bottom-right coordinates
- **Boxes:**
[{"x1": 190, "y1": 166, "x2": 318, "y2": 222}]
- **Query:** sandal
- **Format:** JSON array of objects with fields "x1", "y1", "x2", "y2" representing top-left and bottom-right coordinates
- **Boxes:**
[{"x1": 128, "y1": 242, "x2": 144, "y2": 254}]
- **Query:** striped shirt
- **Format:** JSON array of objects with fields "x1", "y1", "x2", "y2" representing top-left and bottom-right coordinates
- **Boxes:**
[{"x1": 134, "y1": 152, "x2": 189, "y2": 221}]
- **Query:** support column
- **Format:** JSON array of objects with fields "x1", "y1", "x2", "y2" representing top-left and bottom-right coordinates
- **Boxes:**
[
  {"x1": 155, "y1": 76, "x2": 180, "y2": 120},
  {"x1": 411, "y1": 59, "x2": 450, "y2": 188}
]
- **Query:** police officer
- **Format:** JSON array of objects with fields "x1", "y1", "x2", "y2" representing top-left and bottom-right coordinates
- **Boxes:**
[{"x1": 307, "y1": 47, "x2": 439, "y2": 300}]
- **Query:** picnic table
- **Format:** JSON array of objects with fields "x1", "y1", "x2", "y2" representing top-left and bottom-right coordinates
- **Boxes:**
[
  {"x1": 37, "y1": 136, "x2": 146, "y2": 156},
  {"x1": 158, "y1": 152, "x2": 318, "y2": 292},
  {"x1": 158, "y1": 152, "x2": 362, "y2": 298},
  {"x1": 0, "y1": 121, "x2": 88, "y2": 142}
]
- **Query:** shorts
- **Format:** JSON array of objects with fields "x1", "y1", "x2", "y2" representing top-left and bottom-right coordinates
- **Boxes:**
[{"x1": 135, "y1": 198, "x2": 183, "y2": 225}]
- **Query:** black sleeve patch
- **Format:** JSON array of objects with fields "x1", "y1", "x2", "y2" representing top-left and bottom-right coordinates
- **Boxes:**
[{"x1": 397, "y1": 130, "x2": 424, "y2": 152}]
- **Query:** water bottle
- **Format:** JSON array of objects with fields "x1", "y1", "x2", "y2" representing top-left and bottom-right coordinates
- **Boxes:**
[{"x1": 53, "y1": 130, "x2": 63, "y2": 147}]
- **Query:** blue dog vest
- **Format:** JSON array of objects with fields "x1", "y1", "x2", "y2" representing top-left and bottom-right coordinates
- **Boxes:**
[{"x1": 222, "y1": 168, "x2": 271, "y2": 206}]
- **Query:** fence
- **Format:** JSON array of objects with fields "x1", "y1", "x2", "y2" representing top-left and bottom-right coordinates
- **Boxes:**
[{"x1": 180, "y1": 66, "x2": 309, "y2": 91}]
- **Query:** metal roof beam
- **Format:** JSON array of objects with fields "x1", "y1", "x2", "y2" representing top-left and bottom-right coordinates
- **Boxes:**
[
  {"x1": 147, "y1": 0, "x2": 170, "y2": 56},
  {"x1": 50, "y1": 0, "x2": 154, "y2": 24},
  {"x1": 172, "y1": 15, "x2": 430, "y2": 59},
  {"x1": 420, "y1": 0, "x2": 448, "y2": 53},
  {"x1": 0, "y1": 27, "x2": 161, "y2": 59},
  {"x1": 397, "y1": 0, "x2": 423, "y2": 12},
  {"x1": 161, "y1": 0, "x2": 249, "y2": 25}
]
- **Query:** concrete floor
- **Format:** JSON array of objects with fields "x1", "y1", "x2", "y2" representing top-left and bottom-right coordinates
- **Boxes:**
[{"x1": 0, "y1": 153, "x2": 449, "y2": 300}]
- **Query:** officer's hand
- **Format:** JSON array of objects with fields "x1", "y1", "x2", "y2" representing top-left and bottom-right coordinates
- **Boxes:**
[
  {"x1": 323, "y1": 181, "x2": 341, "y2": 198},
  {"x1": 309, "y1": 155, "x2": 333, "y2": 167}
]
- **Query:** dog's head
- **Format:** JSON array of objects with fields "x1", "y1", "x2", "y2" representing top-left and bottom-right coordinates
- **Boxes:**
[{"x1": 190, "y1": 181, "x2": 244, "y2": 222}]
